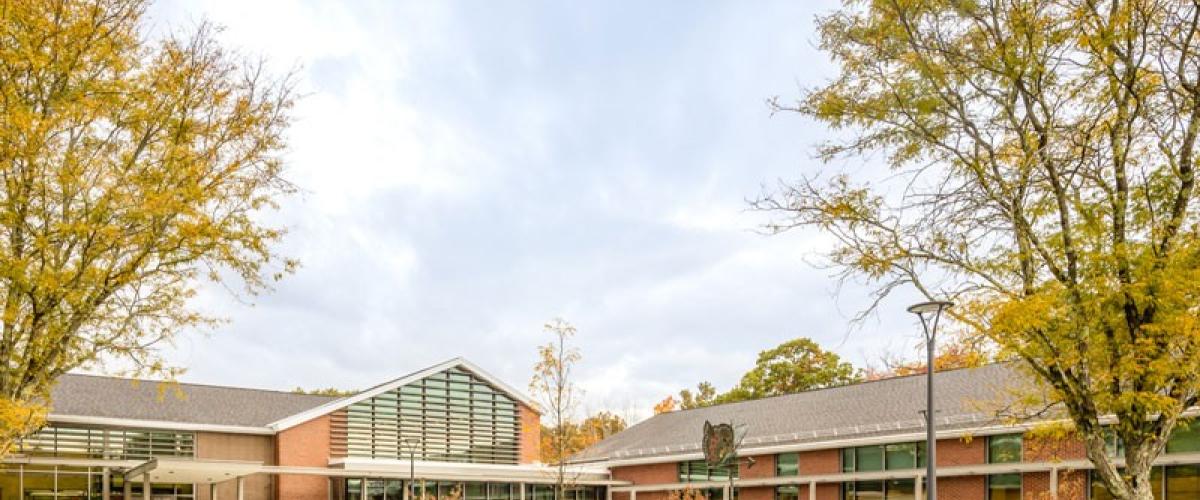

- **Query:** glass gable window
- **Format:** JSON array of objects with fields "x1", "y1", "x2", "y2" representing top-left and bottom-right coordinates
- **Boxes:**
[
  {"x1": 335, "y1": 367, "x2": 522, "y2": 464},
  {"x1": 776, "y1": 453, "x2": 799, "y2": 476},
  {"x1": 16, "y1": 425, "x2": 195, "y2": 459},
  {"x1": 987, "y1": 434, "x2": 1022, "y2": 464}
]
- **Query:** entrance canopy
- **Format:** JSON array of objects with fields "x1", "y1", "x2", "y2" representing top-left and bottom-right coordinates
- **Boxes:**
[{"x1": 125, "y1": 457, "x2": 264, "y2": 484}]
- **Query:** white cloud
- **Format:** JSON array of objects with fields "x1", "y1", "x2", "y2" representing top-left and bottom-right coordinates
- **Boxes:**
[{"x1": 134, "y1": 0, "x2": 931, "y2": 425}]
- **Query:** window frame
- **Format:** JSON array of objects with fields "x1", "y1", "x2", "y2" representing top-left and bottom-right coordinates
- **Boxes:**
[
  {"x1": 987, "y1": 434, "x2": 1023, "y2": 464},
  {"x1": 986, "y1": 473, "x2": 1021, "y2": 500}
]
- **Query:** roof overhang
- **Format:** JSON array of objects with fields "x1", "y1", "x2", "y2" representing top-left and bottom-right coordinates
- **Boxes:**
[
  {"x1": 2, "y1": 456, "x2": 627, "y2": 487},
  {"x1": 47, "y1": 414, "x2": 275, "y2": 435},
  {"x1": 112, "y1": 458, "x2": 265, "y2": 484},
  {"x1": 328, "y1": 458, "x2": 620, "y2": 485},
  {"x1": 268, "y1": 357, "x2": 541, "y2": 432}
]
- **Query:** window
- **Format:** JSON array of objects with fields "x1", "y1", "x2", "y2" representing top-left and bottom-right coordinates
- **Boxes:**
[
  {"x1": 1167, "y1": 420, "x2": 1200, "y2": 454},
  {"x1": 842, "y1": 442, "x2": 924, "y2": 472},
  {"x1": 987, "y1": 474, "x2": 1020, "y2": 500},
  {"x1": 776, "y1": 453, "x2": 799, "y2": 476},
  {"x1": 887, "y1": 479, "x2": 918, "y2": 500},
  {"x1": 775, "y1": 485, "x2": 799, "y2": 500},
  {"x1": 842, "y1": 481, "x2": 882, "y2": 500},
  {"x1": 843, "y1": 479, "x2": 920, "y2": 500},
  {"x1": 856, "y1": 445, "x2": 884, "y2": 472},
  {"x1": 1103, "y1": 429, "x2": 1125, "y2": 458},
  {"x1": 679, "y1": 460, "x2": 738, "y2": 482},
  {"x1": 1166, "y1": 465, "x2": 1200, "y2": 500},
  {"x1": 17, "y1": 425, "x2": 195, "y2": 460},
  {"x1": 987, "y1": 434, "x2": 1022, "y2": 464},
  {"x1": 885, "y1": 443, "x2": 924, "y2": 470}
]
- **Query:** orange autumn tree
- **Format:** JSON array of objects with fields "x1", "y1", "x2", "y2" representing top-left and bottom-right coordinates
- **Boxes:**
[
  {"x1": 0, "y1": 0, "x2": 296, "y2": 455},
  {"x1": 864, "y1": 333, "x2": 992, "y2": 380},
  {"x1": 539, "y1": 411, "x2": 628, "y2": 464},
  {"x1": 652, "y1": 395, "x2": 678, "y2": 414},
  {"x1": 757, "y1": 1, "x2": 1200, "y2": 499}
]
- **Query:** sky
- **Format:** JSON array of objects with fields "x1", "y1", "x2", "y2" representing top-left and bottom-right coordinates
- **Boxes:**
[{"x1": 140, "y1": 0, "x2": 931, "y2": 423}]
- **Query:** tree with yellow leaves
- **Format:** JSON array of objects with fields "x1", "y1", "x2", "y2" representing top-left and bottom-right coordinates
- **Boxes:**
[
  {"x1": 0, "y1": 0, "x2": 295, "y2": 455},
  {"x1": 759, "y1": 1, "x2": 1200, "y2": 498},
  {"x1": 530, "y1": 318, "x2": 582, "y2": 500}
]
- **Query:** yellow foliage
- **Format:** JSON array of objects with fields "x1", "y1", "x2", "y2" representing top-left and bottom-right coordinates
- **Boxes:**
[
  {"x1": 758, "y1": 1, "x2": 1200, "y2": 498},
  {"x1": 0, "y1": 0, "x2": 296, "y2": 456}
]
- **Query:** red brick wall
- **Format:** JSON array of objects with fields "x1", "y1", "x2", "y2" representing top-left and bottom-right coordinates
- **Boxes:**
[
  {"x1": 936, "y1": 436, "x2": 986, "y2": 466},
  {"x1": 797, "y1": 449, "x2": 840, "y2": 500},
  {"x1": 931, "y1": 437, "x2": 986, "y2": 500},
  {"x1": 520, "y1": 403, "x2": 541, "y2": 464},
  {"x1": 738, "y1": 454, "x2": 775, "y2": 500},
  {"x1": 605, "y1": 434, "x2": 1098, "y2": 500},
  {"x1": 612, "y1": 463, "x2": 678, "y2": 500},
  {"x1": 275, "y1": 414, "x2": 332, "y2": 500},
  {"x1": 798, "y1": 449, "x2": 840, "y2": 475}
]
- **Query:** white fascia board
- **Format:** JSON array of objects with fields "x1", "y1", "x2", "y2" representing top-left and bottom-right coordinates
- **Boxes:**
[
  {"x1": 268, "y1": 357, "x2": 540, "y2": 432},
  {"x1": 48, "y1": 414, "x2": 275, "y2": 435},
  {"x1": 328, "y1": 458, "x2": 611, "y2": 482}
]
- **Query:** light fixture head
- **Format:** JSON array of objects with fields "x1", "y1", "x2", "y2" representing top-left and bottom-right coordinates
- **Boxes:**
[{"x1": 906, "y1": 300, "x2": 954, "y2": 315}]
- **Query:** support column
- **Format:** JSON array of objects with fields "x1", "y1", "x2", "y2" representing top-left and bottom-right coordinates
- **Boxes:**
[
  {"x1": 605, "y1": 487, "x2": 612, "y2": 500},
  {"x1": 915, "y1": 474, "x2": 922, "y2": 500},
  {"x1": 237, "y1": 477, "x2": 245, "y2": 500},
  {"x1": 142, "y1": 476, "x2": 150, "y2": 500},
  {"x1": 520, "y1": 483, "x2": 526, "y2": 500},
  {"x1": 1050, "y1": 468, "x2": 1059, "y2": 500},
  {"x1": 808, "y1": 481, "x2": 816, "y2": 500},
  {"x1": 211, "y1": 482, "x2": 219, "y2": 500},
  {"x1": 630, "y1": 492, "x2": 636, "y2": 500},
  {"x1": 123, "y1": 478, "x2": 131, "y2": 500},
  {"x1": 101, "y1": 467, "x2": 110, "y2": 500},
  {"x1": 721, "y1": 485, "x2": 729, "y2": 500}
]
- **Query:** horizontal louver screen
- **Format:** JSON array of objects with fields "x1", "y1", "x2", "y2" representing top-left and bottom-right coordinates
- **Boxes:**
[{"x1": 331, "y1": 367, "x2": 521, "y2": 464}]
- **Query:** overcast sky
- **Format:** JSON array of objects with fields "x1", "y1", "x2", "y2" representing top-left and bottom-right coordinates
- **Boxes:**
[{"x1": 141, "y1": 0, "x2": 930, "y2": 422}]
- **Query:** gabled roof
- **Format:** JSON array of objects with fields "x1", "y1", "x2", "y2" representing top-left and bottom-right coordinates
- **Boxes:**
[
  {"x1": 267, "y1": 357, "x2": 540, "y2": 431},
  {"x1": 49, "y1": 373, "x2": 339, "y2": 432},
  {"x1": 569, "y1": 363, "x2": 1034, "y2": 464}
]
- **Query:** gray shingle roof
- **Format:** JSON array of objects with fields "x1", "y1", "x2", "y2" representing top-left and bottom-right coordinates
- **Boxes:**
[
  {"x1": 570, "y1": 363, "x2": 1033, "y2": 464},
  {"x1": 49, "y1": 373, "x2": 340, "y2": 428}
]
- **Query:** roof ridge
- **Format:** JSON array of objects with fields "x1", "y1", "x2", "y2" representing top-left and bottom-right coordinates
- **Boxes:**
[{"x1": 61, "y1": 372, "x2": 341, "y2": 399}]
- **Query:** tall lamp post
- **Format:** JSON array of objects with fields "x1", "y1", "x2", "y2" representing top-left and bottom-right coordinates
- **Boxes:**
[
  {"x1": 906, "y1": 300, "x2": 953, "y2": 500},
  {"x1": 402, "y1": 437, "x2": 421, "y2": 500}
]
